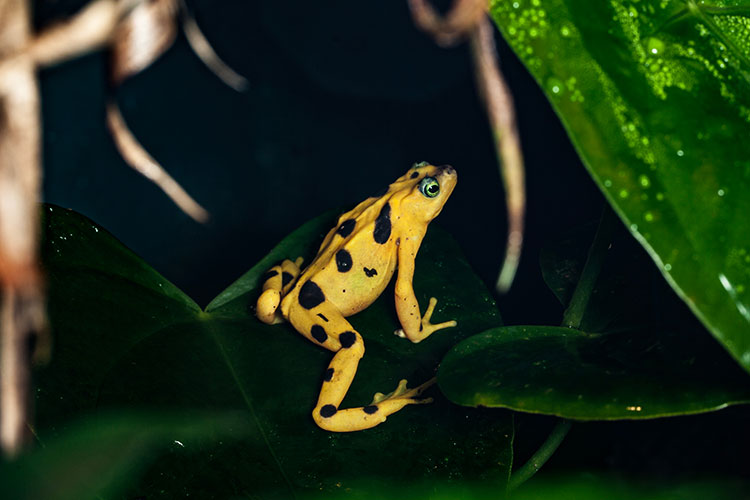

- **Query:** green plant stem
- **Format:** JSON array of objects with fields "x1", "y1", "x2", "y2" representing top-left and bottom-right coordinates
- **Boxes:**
[
  {"x1": 507, "y1": 419, "x2": 572, "y2": 492},
  {"x1": 561, "y1": 207, "x2": 617, "y2": 329},
  {"x1": 507, "y1": 209, "x2": 617, "y2": 489},
  {"x1": 507, "y1": 210, "x2": 617, "y2": 489}
]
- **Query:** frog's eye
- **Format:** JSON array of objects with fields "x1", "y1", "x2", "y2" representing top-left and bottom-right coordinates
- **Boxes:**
[{"x1": 418, "y1": 177, "x2": 440, "y2": 198}]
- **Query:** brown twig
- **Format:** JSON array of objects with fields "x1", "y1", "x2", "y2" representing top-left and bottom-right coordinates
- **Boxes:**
[
  {"x1": 106, "y1": 0, "x2": 210, "y2": 222},
  {"x1": 0, "y1": 0, "x2": 247, "y2": 223},
  {"x1": 408, "y1": 0, "x2": 487, "y2": 47},
  {"x1": 408, "y1": 0, "x2": 526, "y2": 293},
  {"x1": 469, "y1": 17, "x2": 525, "y2": 293},
  {"x1": 0, "y1": 0, "x2": 246, "y2": 455},
  {"x1": 106, "y1": 100, "x2": 209, "y2": 222},
  {"x1": 109, "y1": 0, "x2": 178, "y2": 84},
  {"x1": 180, "y1": 0, "x2": 248, "y2": 92},
  {"x1": 27, "y1": 0, "x2": 122, "y2": 68},
  {"x1": 0, "y1": 283, "x2": 46, "y2": 457},
  {"x1": 0, "y1": 0, "x2": 45, "y2": 457}
]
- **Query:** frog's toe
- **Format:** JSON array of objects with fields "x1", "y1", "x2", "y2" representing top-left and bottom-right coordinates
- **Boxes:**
[
  {"x1": 369, "y1": 377, "x2": 436, "y2": 405},
  {"x1": 428, "y1": 319, "x2": 458, "y2": 332},
  {"x1": 405, "y1": 377, "x2": 437, "y2": 399},
  {"x1": 418, "y1": 298, "x2": 457, "y2": 337}
]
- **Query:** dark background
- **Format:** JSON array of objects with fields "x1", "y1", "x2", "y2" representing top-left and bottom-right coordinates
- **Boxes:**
[{"x1": 34, "y1": 0, "x2": 749, "y2": 485}]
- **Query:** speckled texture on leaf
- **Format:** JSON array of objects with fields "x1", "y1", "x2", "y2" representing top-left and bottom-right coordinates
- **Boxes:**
[{"x1": 490, "y1": 0, "x2": 750, "y2": 371}]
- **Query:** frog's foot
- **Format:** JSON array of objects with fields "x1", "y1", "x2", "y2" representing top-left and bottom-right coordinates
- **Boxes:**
[
  {"x1": 313, "y1": 377, "x2": 436, "y2": 432},
  {"x1": 256, "y1": 257, "x2": 304, "y2": 324},
  {"x1": 394, "y1": 297, "x2": 457, "y2": 342},
  {"x1": 370, "y1": 377, "x2": 436, "y2": 405}
]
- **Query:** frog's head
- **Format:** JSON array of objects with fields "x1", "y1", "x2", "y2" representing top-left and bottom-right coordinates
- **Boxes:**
[{"x1": 395, "y1": 161, "x2": 457, "y2": 221}]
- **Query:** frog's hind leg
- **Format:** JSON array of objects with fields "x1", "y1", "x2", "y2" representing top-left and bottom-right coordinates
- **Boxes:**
[
  {"x1": 256, "y1": 257, "x2": 303, "y2": 324},
  {"x1": 287, "y1": 297, "x2": 434, "y2": 432},
  {"x1": 315, "y1": 352, "x2": 435, "y2": 432},
  {"x1": 319, "y1": 377, "x2": 435, "y2": 432}
]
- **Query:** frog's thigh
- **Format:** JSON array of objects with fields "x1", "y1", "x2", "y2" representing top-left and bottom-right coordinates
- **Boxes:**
[{"x1": 286, "y1": 284, "x2": 424, "y2": 432}]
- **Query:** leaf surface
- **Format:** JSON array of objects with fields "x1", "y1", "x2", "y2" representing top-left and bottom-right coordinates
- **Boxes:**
[
  {"x1": 439, "y1": 216, "x2": 750, "y2": 419},
  {"x1": 37, "y1": 205, "x2": 511, "y2": 498},
  {"x1": 490, "y1": 0, "x2": 750, "y2": 370}
]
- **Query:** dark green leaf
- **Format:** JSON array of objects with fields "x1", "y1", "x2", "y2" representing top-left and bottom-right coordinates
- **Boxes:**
[
  {"x1": 440, "y1": 216, "x2": 750, "y2": 419},
  {"x1": 1, "y1": 412, "x2": 251, "y2": 500},
  {"x1": 490, "y1": 0, "x2": 750, "y2": 370},
  {"x1": 38, "y1": 206, "x2": 200, "y2": 432},
  {"x1": 438, "y1": 325, "x2": 750, "y2": 419},
  {"x1": 37, "y1": 205, "x2": 510, "y2": 498}
]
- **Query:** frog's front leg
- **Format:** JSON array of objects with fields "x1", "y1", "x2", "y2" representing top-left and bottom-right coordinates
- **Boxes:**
[
  {"x1": 286, "y1": 285, "x2": 432, "y2": 432},
  {"x1": 394, "y1": 238, "x2": 457, "y2": 343}
]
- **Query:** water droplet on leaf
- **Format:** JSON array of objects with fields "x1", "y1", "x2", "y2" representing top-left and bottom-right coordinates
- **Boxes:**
[{"x1": 646, "y1": 37, "x2": 665, "y2": 55}]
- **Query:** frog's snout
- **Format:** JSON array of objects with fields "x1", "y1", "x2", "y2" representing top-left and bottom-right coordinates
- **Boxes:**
[{"x1": 438, "y1": 164, "x2": 457, "y2": 177}]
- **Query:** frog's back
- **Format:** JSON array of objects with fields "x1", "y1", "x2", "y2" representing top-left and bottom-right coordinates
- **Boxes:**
[
  {"x1": 279, "y1": 163, "x2": 457, "y2": 321},
  {"x1": 311, "y1": 222, "x2": 398, "y2": 316},
  {"x1": 285, "y1": 196, "x2": 399, "y2": 317}
]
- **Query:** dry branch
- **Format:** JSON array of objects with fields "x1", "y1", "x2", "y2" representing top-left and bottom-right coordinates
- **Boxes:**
[
  {"x1": 408, "y1": 0, "x2": 526, "y2": 293},
  {"x1": 0, "y1": 0, "x2": 247, "y2": 223},
  {"x1": 0, "y1": 0, "x2": 246, "y2": 455},
  {"x1": 408, "y1": 0, "x2": 487, "y2": 46},
  {"x1": 0, "y1": 0, "x2": 44, "y2": 457},
  {"x1": 469, "y1": 17, "x2": 525, "y2": 293},
  {"x1": 106, "y1": 101, "x2": 209, "y2": 222},
  {"x1": 181, "y1": 1, "x2": 248, "y2": 92}
]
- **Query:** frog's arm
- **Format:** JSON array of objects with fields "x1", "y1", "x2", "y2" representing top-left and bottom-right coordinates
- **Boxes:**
[{"x1": 394, "y1": 236, "x2": 456, "y2": 343}]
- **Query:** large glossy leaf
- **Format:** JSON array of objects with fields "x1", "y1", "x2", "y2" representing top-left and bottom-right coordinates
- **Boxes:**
[
  {"x1": 0, "y1": 412, "x2": 250, "y2": 500},
  {"x1": 438, "y1": 215, "x2": 750, "y2": 419},
  {"x1": 490, "y1": 0, "x2": 750, "y2": 370},
  {"x1": 439, "y1": 325, "x2": 750, "y2": 419},
  {"x1": 36, "y1": 205, "x2": 510, "y2": 498}
]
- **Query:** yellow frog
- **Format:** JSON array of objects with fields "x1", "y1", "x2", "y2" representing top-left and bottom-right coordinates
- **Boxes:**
[{"x1": 256, "y1": 162, "x2": 458, "y2": 432}]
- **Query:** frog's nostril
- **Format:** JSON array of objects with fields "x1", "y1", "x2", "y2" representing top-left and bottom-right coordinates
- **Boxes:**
[{"x1": 439, "y1": 165, "x2": 456, "y2": 176}]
